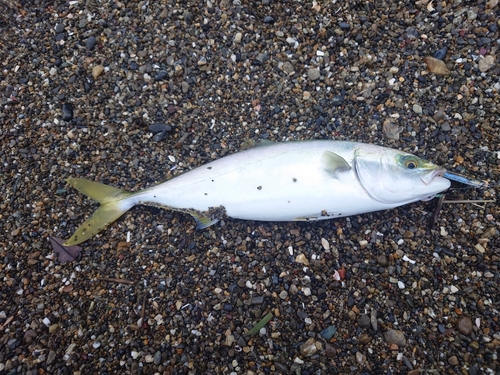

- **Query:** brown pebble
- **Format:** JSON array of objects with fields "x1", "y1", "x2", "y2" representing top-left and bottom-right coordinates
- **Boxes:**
[
  {"x1": 325, "y1": 343, "x2": 336, "y2": 358},
  {"x1": 92, "y1": 65, "x2": 104, "y2": 79},
  {"x1": 377, "y1": 254, "x2": 388, "y2": 267},
  {"x1": 359, "y1": 333, "x2": 371, "y2": 345},
  {"x1": 456, "y1": 316, "x2": 473, "y2": 335},
  {"x1": 423, "y1": 56, "x2": 451, "y2": 75},
  {"x1": 448, "y1": 355, "x2": 459, "y2": 366}
]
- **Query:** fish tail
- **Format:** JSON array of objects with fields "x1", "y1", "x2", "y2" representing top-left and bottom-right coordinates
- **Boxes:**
[{"x1": 64, "y1": 177, "x2": 136, "y2": 246}]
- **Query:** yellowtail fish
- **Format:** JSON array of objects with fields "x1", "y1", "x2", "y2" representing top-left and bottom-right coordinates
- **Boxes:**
[{"x1": 64, "y1": 140, "x2": 453, "y2": 245}]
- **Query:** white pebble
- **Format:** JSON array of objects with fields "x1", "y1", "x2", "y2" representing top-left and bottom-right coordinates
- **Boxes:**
[
  {"x1": 321, "y1": 238, "x2": 330, "y2": 250},
  {"x1": 245, "y1": 280, "x2": 253, "y2": 288},
  {"x1": 397, "y1": 281, "x2": 405, "y2": 289},
  {"x1": 43, "y1": 317, "x2": 51, "y2": 326},
  {"x1": 450, "y1": 285, "x2": 459, "y2": 293},
  {"x1": 131, "y1": 350, "x2": 139, "y2": 359}
]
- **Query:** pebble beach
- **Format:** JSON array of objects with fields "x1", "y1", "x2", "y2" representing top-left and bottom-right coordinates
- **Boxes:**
[{"x1": 1, "y1": 0, "x2": 499, "y2": 374}]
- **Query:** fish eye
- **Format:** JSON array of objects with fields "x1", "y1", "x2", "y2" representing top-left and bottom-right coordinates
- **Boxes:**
[
  {"x1": 406, "y1": 161, "x2": 417, "y2": 169},
  {"x1": 402, "y1": 156, "x2": 420, "y2": 169}
]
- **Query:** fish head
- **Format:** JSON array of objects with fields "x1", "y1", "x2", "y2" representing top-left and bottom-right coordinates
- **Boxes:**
[{"x1": 354, "y1": 148, "x2": 451, "y2": 204}]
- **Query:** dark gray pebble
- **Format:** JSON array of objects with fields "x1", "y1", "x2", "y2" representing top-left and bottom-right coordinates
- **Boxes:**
[
  {"x1": 433, "y1": 47, "x2": 447, "y2": 60},
  {"x1": 320, "y1": 325, "x2": 337, "y2": 340},
  {"x1": 359, "y1": 314, "x2": 371, "y2": 329},
  {"x1": 149, "y1": 124, "x2": 172, "y2": 133},
  {"x1": 152, "y1": 132, "x2": 167, "y2": 142},
  {"x1": 167, "y1": 105, "x2": 177, "y2": 115},
  {"x1": 154, "y1": 70, "x2": 168, "y2": 81},
  {"x1": 62, "y1": 103, "x2": 74, "y2": 121},
  {"x1": 331, "y1": 95, "x2": 344, "y2": 107},
  {"x1": 251, "y1": 296, "x2": 264, "y2": 304},
  {"x1": 86, "y1": 36, "x2": 96, "y2": 50},
  {"x1": 339, "y1": 22, "x2": 350, "y2": 31},
  {"x1": 83, "y1": 80, "x2": 92, "y2": 93},
  {"x1": 55, "y1": 23, "x2": 65, "y2": 33},
  {"x1": 129, "y1": 61, "x2": 138, "y2": 70},
  {"x1": 263, "y1": 16, "x2": 274, "y2": 23}
]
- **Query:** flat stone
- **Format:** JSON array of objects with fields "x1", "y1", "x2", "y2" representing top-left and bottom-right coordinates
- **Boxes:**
[
  {"x1": 457, "y1": 316, "x2": 472, "y2": 335},
  {"x1": 384, "y1": 329, "x2": 406, "y2": 347}
]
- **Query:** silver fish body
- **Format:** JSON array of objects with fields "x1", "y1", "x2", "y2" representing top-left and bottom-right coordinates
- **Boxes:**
[{"x1": 64, "y1": 140, "x2": 451, "y2": 245}]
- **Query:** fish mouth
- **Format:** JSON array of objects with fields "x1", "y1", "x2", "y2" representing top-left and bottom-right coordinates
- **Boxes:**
[{"x1": 420, "y1": 169, "x2": 447, "y2": 185}]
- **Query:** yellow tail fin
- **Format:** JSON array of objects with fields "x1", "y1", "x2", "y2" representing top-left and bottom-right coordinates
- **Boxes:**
[{"x1": 64, "y1": 178, "x2": 135, "y2": 246}]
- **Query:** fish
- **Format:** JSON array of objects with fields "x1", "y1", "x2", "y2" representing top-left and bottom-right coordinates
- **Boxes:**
[{"x1": 64, "y1": 140, "x2": 453, "y2": 245}]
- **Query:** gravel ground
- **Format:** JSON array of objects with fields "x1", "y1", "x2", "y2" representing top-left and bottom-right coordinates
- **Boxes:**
[{"x1": 1, "y1": 0, "x2": 499, "y2": 374}]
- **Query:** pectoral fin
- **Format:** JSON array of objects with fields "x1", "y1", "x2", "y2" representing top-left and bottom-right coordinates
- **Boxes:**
[{"x1": 321, "y1": 151, "x2": 351, "y2": 177}]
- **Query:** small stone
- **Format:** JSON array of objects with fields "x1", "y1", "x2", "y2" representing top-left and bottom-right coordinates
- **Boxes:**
[
  {"x1": 307, "y1": 68, "x2": 321, "y2": 81},
  {"x1": 234, "y1": 32, "x2": 242, "y2": 43},
  {"x1": 167, "y1": 105, "x2": 177, "y2": 115},
  {"x1": 295, "y1": 253, "x2": 309, "y2": 266},
  {"x1": 49, "y1": 324, "x2": 59, "y2": 333},
  {"x1": 320, "y1": 325, "x2": 337, "y2": 340},
  {"x1": 370, "y1": 309, "x2": 378, "y2": 331},
  {"x1": 263, "y1": 16, "x2": 274, "y2": 23},
  {"x1": 433, "y1": 110, "x2": 445, "y2": 121},
  {"x1": 356, "y1": 351, "x2": 366, "y2": 365},
  {"x1": 321, "y1": 238, "x2": 330, "y2": 250},
  {"x1": 478, "y1": 55, "x2": 495, "y2": 72},
  {"x1": 433, "y1": 47, "x2": 447, "y2": 61},
  {"x1": 86, "y1": 36, "x2": 96, "y2": 50},
  {"x1": 129, "y1": 61, "x2": 138, "y2": 70},
  {"x1": 424, "y1": 56, "x2": 450, "y2": 75},
  {"x1": 383, "y1": 118, "x2": 402, "y2": 140},
  {"x1": 457, "y1": 316, "x2": 473, "y2": 335},
  {"x1": 55, "y1": 23, "x2": 65, "y2": 33},
  {"x1": 413, "y1": 104, "x2": 423, "y2": 115},
  {"x1": 154, "y1": 70, "x2": 168, "y2": 81},
  {"x1": 299, "y1": 338, "x2": 318, "y2": 357},
  {"x1": 448, "y1": 355, "x2": 459, "y2": 366},
  {"x1": 487, "y1": 0, "x2": 498, "y2": 8},
  {"x1": 92, "y1": 65, "x2": 104, "y2": 79},
  {"x1": 359, "y1": 314, "x2": 371, "y2": 329},
  {"x1": 62, "y1": 103, "x2": 74, "y2": 121},
  {"x1": 46, "y1": 350, "x2": 56, "y2": 364},
  {"x1": 377, "y1": 254, "x2": 388, "y2": 267},
  {"x1": 441, "y1": 122, "x2": 451, "y2": 132},
  {"x1": 359, "y1": 333, "x2": 371, "y2": 344},
  {"x1": 384, "y1": 329, "x2": 406, "y2": 347},
  {"x1": 251, "y1": 296, "x2": 264, "y2": 304},
  {"x1": 331, "y1": 95, "x2": 344, "y2": 106},
  {"x1": 149, "y1": 123, "x2": 172, "y2": 134},
  {"x1": 325, "y1": 343, "x2": 336, "y2": 357},
  {"x1": 339, "y1": 22, "x2": 350, "y2": 30},
  {"x1": 281, "y1": 61, "x2": 294, "y2": 74}
]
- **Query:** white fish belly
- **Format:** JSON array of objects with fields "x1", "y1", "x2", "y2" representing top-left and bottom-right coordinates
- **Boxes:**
[{"x1": 136, "y1": 141, "x2": 398, "y2": 221}]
